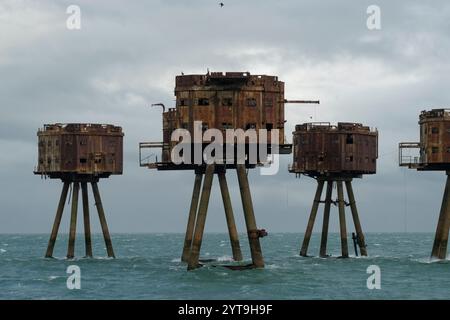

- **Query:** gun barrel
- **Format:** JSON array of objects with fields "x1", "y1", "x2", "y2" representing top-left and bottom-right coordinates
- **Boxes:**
[{"x1": 282, "y1": 99, "x2": 320, "y2": 104}]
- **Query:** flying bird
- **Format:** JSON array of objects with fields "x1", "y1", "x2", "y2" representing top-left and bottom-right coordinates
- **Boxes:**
[{"x1": 219, "y1": 2, "x2": 224, "y2": 7}]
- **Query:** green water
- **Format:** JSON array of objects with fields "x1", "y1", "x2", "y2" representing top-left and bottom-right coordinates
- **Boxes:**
[{"x1": 0, "y1": 233, "x2": 448, "y2": 299}]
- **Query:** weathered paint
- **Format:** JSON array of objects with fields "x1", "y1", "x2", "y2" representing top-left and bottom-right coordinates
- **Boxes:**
[
  {"x1": 35, "y1": 123, "x2": 123, "y2": 178},
  {"x1": 290, "y1": 122, "x2": 378, "y2": 176}
]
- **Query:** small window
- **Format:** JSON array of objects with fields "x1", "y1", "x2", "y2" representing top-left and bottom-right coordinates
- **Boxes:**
[
  {"x1": 264, "y1": 98, "x2": 273, "y2": 107},
  {"x1": 222, "y1": 98, "x2": 233, "y2": 106},
  {"x1": 447, "y1": 147, "x2": 450, "y2": 153},
  {"x1": 47, "y1": 158, "x2": 52, "y2": 164},
  {"x1": 266, "y1": 123, "x2": 273, "y2": 131},
  {"x1": 181, "y1": 122, "x2": 189, "y2": 129},
  {"x1": 80, "y1": 158, "x2": 87, "y2": 164},
  {"x1": 346, "y1": 134, "x2": 354, "y2": 144},
  {"x1": 318, "y1": 155, "x2": 324, "y2": 162},
  {"x1": 346, "y1": 156, "x2": 353, "y2": 162},
  {"x1": 432, "y1": 147, "x2": 439, "y2": 154},
  {"x1": 55, "y1": 140, "x2": 59, "y2": 146},
  {"x1": 80, "y1": 138, "x2": 87, "y2": 146},
  {"x1": 222, "y1": 123, "x2": 233, "y2": 130},
  {"x1": 198, "y1": 98, "x2": 209, "y2": 106},
  {"x1": 179, "y1": 99, "x2": 187, "y2": 106},
  {"x1": 246, "y1": 123, "x2": 256, "y2": 130},
  {"x1": 247, "y1": 98, "x2": 257, "y2": 107},
  {"x1": 431, "y1": 127, "x2": 439, "y2": 134},
  {"x1": 94, "y1": 158, "x2": 102, "y2": 164},
  {"x1": 39, "y1": 158, "x2": 44, "y2": 164},
  {"x1": 47, "y1": 140, "x2": 52, "y2": 147}
]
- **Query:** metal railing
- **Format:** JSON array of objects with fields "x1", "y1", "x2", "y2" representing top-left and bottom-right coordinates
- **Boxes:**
[{"x1": 398, "y1": 142, "x2": 422, "y2": 167}]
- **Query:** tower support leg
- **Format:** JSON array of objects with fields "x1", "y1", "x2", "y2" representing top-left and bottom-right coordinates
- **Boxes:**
[
  {"x1": 431, "y1": 174, "x2": 450, "y2": 260},
  {"x1": 218, "y1": 171, "x2": 243, "y2": 261},
  {"x1": 236, "y1": 165, "x2": 264, "y2": 268},
  {"x1": 67, "y1": 182, "x2": 80, "y2": 259},
  {"x1": 92, "y1": 182, "x2": 115, "y2": 258},
  {"x1": 188, "y1": 164, "x2": 215, "y2": 270},
  {"x1": 319, "y1": 180, "x2": 333, "y2": 257},
  {"x1": 337, "y1": 181, "x2": 349, "y2": 258},
  {"x1": 345, "y1": 180, "x2": 368, "y2": 256},
  {"x1": 300, "y1": 180, "x2": 325, "y2": 257},
  {"x1": 45, "y1": 181, "x2": 70, "y2": 258},
  {"x1": 182, "y1": 173, "x2": 203, "y2": 262},
  {"x1": 81, "y1": 182, "x2": 93, "y2": 258}
]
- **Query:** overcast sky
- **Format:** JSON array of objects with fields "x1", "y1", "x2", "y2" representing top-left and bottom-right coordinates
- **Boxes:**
[{"x1": 1, "y1": 0, "x2": 450, "y2": 234}]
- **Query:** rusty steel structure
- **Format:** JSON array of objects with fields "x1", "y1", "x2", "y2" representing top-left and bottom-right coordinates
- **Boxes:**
[
  {"x1": 34, "y1": 123, "x2": 123, "y2": 259},
  {"x1": 289, "y1": 122, "x2": 378, "y2": 258},
  {"x1": 399, "y1": 109, "x2": 450, "y2": 260},
  {"x1": 140, "y1": 71, "x2": 318, "y2": 270}
]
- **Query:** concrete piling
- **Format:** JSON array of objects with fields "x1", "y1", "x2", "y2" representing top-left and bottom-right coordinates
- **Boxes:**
[
  {"x1": 431, "y1": 174, "x2": 450, "y2": 259},
  {"x1": 182, "y1": 173, "x2": 203, "y2": 262},
  {"x1": 300, "y1": 180, "x2": 325, "y2": 257},
  {"x1": 67, "y1": 182, "x2": 79, "y2": 259},
  {"x1": 45, "y1": 181, "x2": 70, "y2": 258},
  {"x1": 92, "y1": 182, "x2": 115, "y2": 258},
  {"x1": 81, "y1": 182, "x2": 93, "y2": 258},
  {"x1": 218, "y1": 171, "x2": 243, "y2": 262},
  {"x1": 236, "y1": 165, "x2": 264, "y2": 268},
  {"x1": 345, "y1": 180, "x2": 367, "y2": 256},
  {"x1": 188, "y1": 164, "x2": 215, "y2": 270},
  {"x1": 319, "y1": 181, "x2": 333, "y2": 257},
  {"x1": 336, "y1": 181, "x2": 349, "y2": 258}
]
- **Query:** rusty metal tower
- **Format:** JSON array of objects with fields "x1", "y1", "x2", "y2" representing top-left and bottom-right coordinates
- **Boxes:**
[
  {"x1": 289, "y1": 122, "x2": 378, "y2": 258},
  {"x1": 140, "y1": 71, "x2": 318, "y2": 270},
  {"x1": 34, "y1": 123, "x2": 123, "y2": 259},
  {"x1": 399, "y1": 109, "x2": 450, "y2": 260}
]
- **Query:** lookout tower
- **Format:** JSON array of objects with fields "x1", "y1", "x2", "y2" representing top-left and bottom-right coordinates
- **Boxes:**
[
  {"x1": 34, "y1": 123, "x2": 123, "y2": 259},
  {"x1": 399, "y1": 109, "x2": 450, "y2": 259},
  {"x1": 289, "y1": 122, "x2": 378, "y2": 258},
  {"x1": 140, "y1": 71, "x2": 318, "y2": 270}
]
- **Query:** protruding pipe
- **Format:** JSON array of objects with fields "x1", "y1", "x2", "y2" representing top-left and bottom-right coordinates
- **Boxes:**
[
  {"x1": 300, "y1": 180, "x2": 325, "y2": 257},
  {"x1": 67, "y1": 182, "x2": 80, "y2": 259},
  {"x1": 236, "y1": 165, "x2": 264, "y2": 268},
  {"x1": 319, "y1": 180, "x2": 333, "y2": 257},
  {"x1": 188, "y1": 164, "x2": 215, "y2": 270},
  {"x1": 81, "y1": 182, "x2": 93, "y2": 258},
  {"x1": 345, "y1": 180, "x2": 368, "y2": 256},
  {"x1": 45, "y1": 181, "x2": 70, "y2": 258},
  {"x1": 431, "y1": 174, "x2": 450, "y2": 260},
  {"x1": 337, "y1": 181, "x2": 349, "y2": 258},
  {"x1": 92, "y1": 182, "x2": 115, "y2": 258},
  {"x1": 182, "y1": 173, "x2": 203, "y2": 262},
  {"x1": 218, "y1": 172, "x2": 243, "y2": 262}
]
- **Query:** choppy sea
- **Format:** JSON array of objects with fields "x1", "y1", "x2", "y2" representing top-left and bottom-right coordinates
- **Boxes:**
[{"x1": 0, "y1": 233, "x2": 449, "y2": 300}]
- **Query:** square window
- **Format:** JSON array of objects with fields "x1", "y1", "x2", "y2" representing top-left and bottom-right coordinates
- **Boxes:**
[
  {"x1": 247, "y1": 98, "x2": 257, "y2": 107},
  {"x1": 222, "y1": 98, "x2": 233, "y2": 106},
  {"x1": 198, "y1": 98, "x2": 209, "y2": 106},
  {"x1": 432, "y1": 127, "x2": 439, "y2": 134}
]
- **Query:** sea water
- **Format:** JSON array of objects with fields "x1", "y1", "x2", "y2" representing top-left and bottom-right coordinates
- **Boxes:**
[{"x1": 0, "y1": 233, "x2": 449, "y2": 299}]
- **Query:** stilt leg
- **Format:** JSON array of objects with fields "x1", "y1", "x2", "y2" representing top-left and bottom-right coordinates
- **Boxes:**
[
  {"x1": 81, "y1": 182, "x2": 93, "y2": 258},
  {"x1": 300, "y1": 180, "x2": 325, "y2": 257},
  {"x1": 319, "y1": 180, "x2": 333, "y2": 257},
  {"x1": 431, "y1": 174, "x2": 450, "y2": 259},
  {"x1": 218, "y1": 172, "x2": 243, "y2": 261},
  {"x1": 236, "y1": 165, "x2": 264, "y2": 268},
  {"x1": 188, "y1": 164, "x2": 215, "y2": 270},
  {"x1": 337, "y1": 181, "x2": 349, "y2": 258},
  {"x1": 92, "y1": 182, "x2": 115, "y2": 258},
  {"x1": 345, "y1": 180, "x2": 368, "y2": 256},
  {"x1": 181, "y1": 173, "x2": 203, "y2": 262},
  {"x1": 67, "y1": 182, "x2": 80, "y2": 259},
  {"x1": 45, "y1": 182, "x2": 70, "y2": 258}
]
